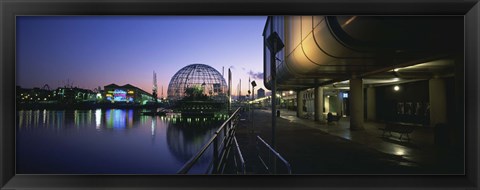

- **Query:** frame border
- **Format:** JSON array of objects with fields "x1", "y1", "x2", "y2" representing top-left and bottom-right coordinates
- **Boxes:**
[{"x1": 1, "y1": 0, "x2": 479, "y2": 189}]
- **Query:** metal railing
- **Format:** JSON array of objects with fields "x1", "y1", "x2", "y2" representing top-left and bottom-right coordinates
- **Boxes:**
[
  {"x1": 177, "y1": 107, "x2": 243, "y2": 174},
  {"x1": 256, "y1": 135, "x2": 292, "y2": 174},
  {"x1": 233, "y1": 136, "x2": 246, "y2": 174}
]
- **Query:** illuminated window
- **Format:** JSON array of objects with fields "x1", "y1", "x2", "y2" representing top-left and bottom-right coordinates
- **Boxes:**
[{"x1": 113, "y1": 89, "x2": 127, "y2": 102}]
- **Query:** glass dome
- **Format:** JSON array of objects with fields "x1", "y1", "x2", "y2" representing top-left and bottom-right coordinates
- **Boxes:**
[{"x1": 167, "y1": 64, "x2": 227, "y2": 101}]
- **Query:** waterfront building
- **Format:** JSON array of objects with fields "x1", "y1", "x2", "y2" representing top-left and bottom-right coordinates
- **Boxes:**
[
  {"x1": 17, "y1": 85, "x2": 97, "y2": 104},
  {"x1": 263, "y1": 16, "x2": 463, "y2": 146},
  {"x1": 103, "y1": 83, "x2": 154, "y2": 104},
  {"x1": 167, "y1": 64, "x2": 227, "y2": 102},
  {"x1": 16, "y1": 86, "x2": 52, "y2": 103},
  {"x1": 53, "y1": 87, "x2": 96, "y2": 104}
]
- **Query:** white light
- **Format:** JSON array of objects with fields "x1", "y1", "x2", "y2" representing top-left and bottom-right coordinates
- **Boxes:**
[
  {"x1": 394, "y1": 68, "x2": 399, "y2": 72},
  {"x1": 95, "y1": 109, "x2": 101, "y2": 128},
  {"x1": 289, "y1": 91, "x2": 293, "y2": 94},
  {"x1": 394, "y1": 86, "x2": 400, "y2": 91},
  {"x1": 327, "y1": 95, "x2": 330, "y2": 98}
]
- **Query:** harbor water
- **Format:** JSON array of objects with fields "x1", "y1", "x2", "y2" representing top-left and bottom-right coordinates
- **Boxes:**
[{"x1": 16, "y1": 109, "x2": 228, "y2": 174}]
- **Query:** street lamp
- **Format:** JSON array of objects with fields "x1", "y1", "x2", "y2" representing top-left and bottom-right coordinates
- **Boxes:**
[
  {"x1": 265, "y1": 20, "x2": 285, "y2": 174},
  {"x1": 251, "y1": 80, "x2": 257, "y2": 129}
]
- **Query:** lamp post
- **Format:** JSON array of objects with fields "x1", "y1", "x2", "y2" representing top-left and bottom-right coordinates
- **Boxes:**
[
  {"x1": 251, "y1": 81, "x2": 257, "y2": 130},
  {"x1": 265, "y1": 18, "x2": 284, "y2": 174}
]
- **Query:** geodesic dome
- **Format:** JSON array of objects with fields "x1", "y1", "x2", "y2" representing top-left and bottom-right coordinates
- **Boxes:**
[{"x1": 167, "y1": 64, "x2": 227, "y2": 101}]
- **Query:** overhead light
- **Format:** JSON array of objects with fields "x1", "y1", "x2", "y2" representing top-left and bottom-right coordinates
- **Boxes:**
[
  {"x1": 393, "y1": 68, "x2": 399, "y2": 72},
  {"x1": 394, "y1": 85, "x2": 400, "y2": 91}
]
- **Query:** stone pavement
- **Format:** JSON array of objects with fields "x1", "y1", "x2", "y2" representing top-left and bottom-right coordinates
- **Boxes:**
[{"x1": 234, "y1": 108, "x2": 463, "y2": 174}]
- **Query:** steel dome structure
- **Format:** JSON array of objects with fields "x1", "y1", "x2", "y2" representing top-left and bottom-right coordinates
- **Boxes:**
[{"x1": 167, "y1": 64, "x2": 227, "y2": 101}]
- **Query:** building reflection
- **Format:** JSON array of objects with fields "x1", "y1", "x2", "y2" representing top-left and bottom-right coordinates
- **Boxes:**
[
  {"x1": 17, "y1": 109, "x2": 141, "y2": 130},
  {"x1": 165, "y1": 116, "x2": 224, "y2": 164},
  {"x1": 103, "y1": 109, "x2": 139, "y2": 129}
]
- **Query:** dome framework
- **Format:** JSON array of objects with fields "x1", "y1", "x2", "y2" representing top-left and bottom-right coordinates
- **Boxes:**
[{"x1": 167, "y1": 64, "x2": 227, "y2": 101}]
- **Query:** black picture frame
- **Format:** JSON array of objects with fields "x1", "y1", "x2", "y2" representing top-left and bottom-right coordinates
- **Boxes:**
[{"x1": 1, "y1": 0, "x2": 479, "y2": 189}]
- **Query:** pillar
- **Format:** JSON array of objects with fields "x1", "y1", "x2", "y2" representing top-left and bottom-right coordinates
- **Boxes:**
[
  {"x1": 324, "y1": 94, "x2": 330, "y2": 113},
  {"x1": 429, "y1": 78, "x2": 447, "y2": 127},
  {"x1": 297, "y1": 90, "x2": 305, "y2": 117},
  {"x1": 349, "y1": 77, "x2": 364, "y2": 130},
  {"x1": 314, "y1": 87, "x2": 324, "y2": 122},
  {"x1": 337, "y1": 91, "x2": 343, "y2": 116},
  {"x1": 366, "y1": 86, "x2": 376, "y2": 121}
]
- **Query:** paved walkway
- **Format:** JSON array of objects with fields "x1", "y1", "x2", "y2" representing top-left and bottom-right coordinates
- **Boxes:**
[{"x1": 235, "y1": 108, "x2": 463, "y2": 174}]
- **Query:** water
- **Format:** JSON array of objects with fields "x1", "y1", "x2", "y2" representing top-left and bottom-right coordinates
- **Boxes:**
[{"x1": 16, "y1": 109, "x2": 228, "y2": 174}]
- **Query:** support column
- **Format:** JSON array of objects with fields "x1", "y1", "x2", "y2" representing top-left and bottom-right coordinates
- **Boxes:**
[
  {"x1": 429, "y1": 78, "x2": 447, "y2": 127},
  {"x1": 324, "y1": 94, "x2": 330, "y2": 113},
  {"x1": 349, "y1": 77, "x2": 364, "y2": 130},
  {"x1": 297, "y1": 90, "x2": 305, "y2": 117},
  {"x1": 366, "y1": 86, "x2": 376, "y2": 121},
  {"x1": 337, "y1": 91, "x2": 343, "y2": 117},
  {"x1": 314, "y1": 87, "x2": 324, "y2": 122}
]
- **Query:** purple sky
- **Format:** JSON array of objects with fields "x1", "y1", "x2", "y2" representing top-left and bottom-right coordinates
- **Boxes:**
[{"x1": 16, "y1": 16, "x2": 267, "y2": 97}]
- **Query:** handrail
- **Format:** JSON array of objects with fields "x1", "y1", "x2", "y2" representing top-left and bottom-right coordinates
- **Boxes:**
[
  {"x1": 177, "y1": 107, "x2": 242, "y2": 174},
  {"x1": 233, "y1": 137, "x2": 246, "y2": 174},
  {"x1": 256, "y1": 135, "x2": 292, "y2": 174}
]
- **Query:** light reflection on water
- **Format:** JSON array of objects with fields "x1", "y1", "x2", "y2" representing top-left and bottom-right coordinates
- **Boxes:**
[{"x1": 16, "y1": 109, "x2": 225, "y2": 174}]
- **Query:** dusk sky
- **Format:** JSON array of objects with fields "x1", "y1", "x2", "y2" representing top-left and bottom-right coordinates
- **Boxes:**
[{"x1": 17, "y1": 16, "x2": 267, "y2": 97}]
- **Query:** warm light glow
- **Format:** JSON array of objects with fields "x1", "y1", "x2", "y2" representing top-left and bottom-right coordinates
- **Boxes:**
[
  {"x1": 394, "y1": 147, "x2": 406, "y2": 156},
  {"x1": 342, "y1": 16, "x2": 357, "y2": 27},
  {"x1": 289, "y1": 91, "x2": 293, "y2": 95},
  {"x1": 394, "y1": 68, "x2": 399, "y2": 72},
  {"x1": 394, "y1": 86, "x2": 400, "y2": 91}
]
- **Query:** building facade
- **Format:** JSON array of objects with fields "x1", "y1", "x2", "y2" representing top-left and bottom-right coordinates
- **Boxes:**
[{"x1": 104, "y1": 84, "x2": 153, "y2": 104}]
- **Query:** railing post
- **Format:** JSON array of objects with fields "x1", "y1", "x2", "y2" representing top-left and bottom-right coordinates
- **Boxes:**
[{"x1": 213, "y1": 136, "x2": 219, "y2": 173}]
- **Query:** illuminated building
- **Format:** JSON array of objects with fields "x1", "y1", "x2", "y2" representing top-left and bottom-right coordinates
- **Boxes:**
[
  {"x1": 103, "y1": 84, "x2": 153, "y2": 104},
  {"x1": 167, "y1": 64, "x2": 227, "y2": 102}
]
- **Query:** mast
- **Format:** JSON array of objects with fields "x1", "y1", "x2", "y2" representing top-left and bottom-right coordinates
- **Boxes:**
[{"x1": 152, "y1": 71, "x2": 158, "y2": 103}]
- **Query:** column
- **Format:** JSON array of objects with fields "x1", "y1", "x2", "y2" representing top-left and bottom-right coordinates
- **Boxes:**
[
  {"x1": 366, "y1": 86, "x2": 376, "y2": 121},
  {"x1": 297, "y1": 90, "x2": 305, "y2": 117},
  {"x1": 324, "y1": 94, "x2": 330, "y2": 113},
  {"x1": 429, "y1": 78, "x2": 447, "y2": 127},
  {"x1": 337, "y1": 91, "x2": 343, "y2": 117},
  {"x1": 314, "y1": 86, "x2": 324, "y2": 122},
  {"x1": 349, "y1": 77, "x2": 364, "y2": 130}
]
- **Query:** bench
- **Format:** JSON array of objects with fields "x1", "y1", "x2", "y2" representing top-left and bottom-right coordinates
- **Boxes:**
[
  {"x1": 380, "y1": 122, "x2": 417, "y2": 141},
  {"x1": 327, "y1": 113, "x2": 341, "y2": 123}
]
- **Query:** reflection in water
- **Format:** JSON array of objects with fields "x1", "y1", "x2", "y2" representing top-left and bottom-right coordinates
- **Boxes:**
[
  {"x1": 95, "y1": 109, "x2": 101, "y2": 129},
  {"x1": 151, "y1": 116, "x2": 156, "y2": 143},
  {"x1": 166, "y1": 117, "x2": 223, "y2": 164},
  {"x1": 16, "y1": 109, "x2": 227, "y2": 174}
]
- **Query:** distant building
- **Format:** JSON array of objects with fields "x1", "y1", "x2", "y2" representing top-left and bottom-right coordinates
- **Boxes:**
[
  {"x1": 17, "y1": 85, "x2": 97, "y2": 104},
  {"x1": 104, "y1": 84, "x2": 153, "y2": 104},
  {"x1": 257, "y1": 88, "x2": 265, "y2": 98}
]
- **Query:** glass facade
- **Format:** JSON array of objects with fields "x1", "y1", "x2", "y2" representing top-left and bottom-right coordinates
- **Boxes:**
[{"x1": 167, "y1": 64, "x2": 227, "y2": 101}]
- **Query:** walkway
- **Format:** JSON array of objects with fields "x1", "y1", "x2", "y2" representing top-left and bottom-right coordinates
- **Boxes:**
[{"x1": 235, "y1": 108, "x2": 463, "y2": 174}]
